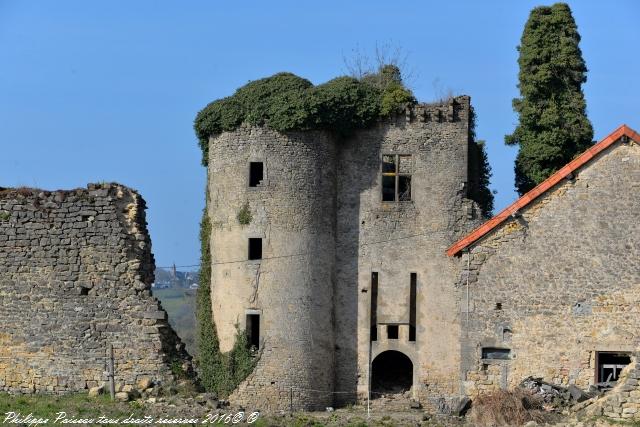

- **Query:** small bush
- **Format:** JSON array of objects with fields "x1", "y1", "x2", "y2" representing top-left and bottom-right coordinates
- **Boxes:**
[
  {"x1": 468, "y1": 388, "x2": 547, "y2": 426},
  {"x1": 237, "y1": 202, "x2": 252, "y2": 225},
  {"x1": 169, "y1": 360, "x2": 189, "y2": 379},
  {"x1": 0, "y1": 211, "x2": 10, "y2": 221}
]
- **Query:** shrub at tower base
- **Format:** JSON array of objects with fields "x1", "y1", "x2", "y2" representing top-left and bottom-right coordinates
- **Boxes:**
[{"x1": 195, "y1": 206, "x2": 258, "y2": 396}]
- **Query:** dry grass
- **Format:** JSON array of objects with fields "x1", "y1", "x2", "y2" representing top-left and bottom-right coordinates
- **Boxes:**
[{"x1": 468, "y1": 388, "x2": 549, "y2": 426}]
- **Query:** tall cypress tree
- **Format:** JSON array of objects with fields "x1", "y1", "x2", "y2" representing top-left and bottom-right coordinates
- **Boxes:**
[{"x1": 506, "y1": 3, "x2": 593, "y2": 195}]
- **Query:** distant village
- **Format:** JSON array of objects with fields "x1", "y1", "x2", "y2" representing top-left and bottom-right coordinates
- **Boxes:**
[{"x1": 152, "y1": 267, "x2": 199, "y2": 289}]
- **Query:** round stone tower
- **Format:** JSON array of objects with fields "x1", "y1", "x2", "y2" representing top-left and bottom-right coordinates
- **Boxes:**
[{"x1": 207, "y1": 126, "x2": 336, "y2": 411}]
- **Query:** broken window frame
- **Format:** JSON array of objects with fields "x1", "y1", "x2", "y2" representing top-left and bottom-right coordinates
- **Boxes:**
[
  {"x1": 596, "y1": 351, "x2": 631, "y2": 383},
  {"x1": 381, "y1": 154, "x2": 412, "y2": 202}
]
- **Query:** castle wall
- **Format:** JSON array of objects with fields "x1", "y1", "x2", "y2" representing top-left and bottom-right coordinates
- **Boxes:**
[
  {"x1": 334, "y1": 97, "x2": 483, "y2": 408},
  {"x1": 0, "y1": 184, "x2": 190, "y2": 393},
  {"x1": 457, "y1": 141, "x2": 640, "y2": 396},
  {"x1": 206, "y1": 97, "x2": 483, "y2": 411},
  {"x1": 207, "y1": 127, "x2": 336, "y2": 411}
]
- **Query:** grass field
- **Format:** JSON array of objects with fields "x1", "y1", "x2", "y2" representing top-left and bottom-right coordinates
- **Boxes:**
[
  {"x1": 0, "y1": 393, "x2": 147, "y2": 425},
  {"x1": 152, "y1": 287, "x2": 197, "y2": 356}
]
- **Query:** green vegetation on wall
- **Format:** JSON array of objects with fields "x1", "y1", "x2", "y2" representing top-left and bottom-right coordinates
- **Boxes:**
[
  {"x1": 196, "y1": 197, "x2": 258, "y2": 397},
  {"x1": 505, "y1": 2, "x2": 593, "y2": 195},
  {"x1": 194, "y1": 65, "x2": 415, "y2": 165},
  {"x1": 236, "y1": 202, "x2": 252, "y2": 225}
]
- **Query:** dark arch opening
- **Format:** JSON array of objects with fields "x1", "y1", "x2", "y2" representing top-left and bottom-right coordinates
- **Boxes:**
[{"x1": 371, "y1": 350, "x2": 413, "y2": 396}]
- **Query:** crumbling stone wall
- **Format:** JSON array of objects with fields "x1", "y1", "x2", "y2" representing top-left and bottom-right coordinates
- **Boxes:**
[
  {"x1": 0, "y1": 183, "x2": 190, "y2": 393},
  {"x1": 456, "y1": 140, "x2": 640, "y2": 397},
  {"x1": 579, "y1": 352, "x2": 640, "y2": 420}
]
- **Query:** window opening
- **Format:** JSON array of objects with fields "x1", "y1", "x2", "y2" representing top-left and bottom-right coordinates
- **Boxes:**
[
  {"x1": 249, "y1": 162, "x2": 264, "y2": 187},
  {"x1": 597, "y1": 352, "x2": 631, "y2": 383},
  {"x1": 482, "y1": 347, "x2": 511, "y2": 360},
  {"x1": 381, "y1": 154, "x2": 412, "y2": 202},
  {"x1": 246, "y1": 314, "x2": 260, "y2": 350},
  {"x1": 409, "y1": 273, "x2": 416, "y2": 342},
  {"x1": 248, "y1": 238, "x2": 262, "y2": 260},
  {"x1": 387, "y1": 325, "x2": 399, "y2": 339},
  {"x1": 370, "y1": 272, "x2": 378, "y2": 342}
]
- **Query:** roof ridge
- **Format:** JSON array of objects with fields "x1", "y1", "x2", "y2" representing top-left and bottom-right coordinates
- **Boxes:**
[{"x1": 446, "y1": 124, "x2": 638, "y2": 256}]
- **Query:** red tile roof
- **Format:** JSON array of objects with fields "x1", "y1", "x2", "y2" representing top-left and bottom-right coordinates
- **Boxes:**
[{"x1": 446, "y1": 124, "x2": 640, "y2": 257}]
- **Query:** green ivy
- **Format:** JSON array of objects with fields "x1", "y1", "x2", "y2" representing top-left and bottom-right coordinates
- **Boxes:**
[
  {"x1": 195, "y1": 206, "x2": 223, "y2": 392},
  {"x1": 194, "y1": 67, "x2": 416, "y2": 165},
  {"x1": 196, "y1": 192, "x2": 258, "y2": 397}
]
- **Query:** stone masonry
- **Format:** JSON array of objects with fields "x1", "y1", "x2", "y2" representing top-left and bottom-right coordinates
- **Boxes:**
[
  {"x1": 454, "y1": 139, "x2": 640, "y2": 399},
  {"x1": 207, "y1": 96, "x2": 484, "y2": 412},
  {"x1": 578, "y1": 351, "x2": 640, "y2": 420},
  {"x1": 0, "y1": 183, "x2": 191, "y2": 393}
]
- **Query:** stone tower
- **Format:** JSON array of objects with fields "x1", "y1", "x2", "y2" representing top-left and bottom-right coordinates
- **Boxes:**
[
  {"x1": 206, "y1": 96, "x2": 482, "y2": 411},
  {"x1": 207, "y1": 129, "x2": 337, "y2": 411}
]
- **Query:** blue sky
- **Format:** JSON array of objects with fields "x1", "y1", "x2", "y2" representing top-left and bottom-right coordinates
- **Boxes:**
[{"x1": 1, "y1": 1, "x2": 638, "y2": 269}]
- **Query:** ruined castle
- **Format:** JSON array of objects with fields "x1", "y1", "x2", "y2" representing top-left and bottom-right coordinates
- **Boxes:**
[
  {"x1": 1, "y1": 81, "x2": 638, "y2": 420},
  {"x1": 204, "y1": 91, "x2": 640, "y2": 414}
]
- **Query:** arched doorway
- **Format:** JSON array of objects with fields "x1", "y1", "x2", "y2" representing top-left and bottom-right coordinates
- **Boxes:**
[{"x1": 371, "y1": 350, "x2": 413, "y2": 396}]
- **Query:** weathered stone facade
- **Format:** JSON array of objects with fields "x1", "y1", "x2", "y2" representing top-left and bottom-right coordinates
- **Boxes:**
[
  {"x1": 0, "y1": 183, "x2": 191, "y2": 393},
  {"x1": 207, "y1": 97, "x2": 483, "y2": 411},
  {"x1": 455, "y1": 139, "x2": 640, "y2": 399}
]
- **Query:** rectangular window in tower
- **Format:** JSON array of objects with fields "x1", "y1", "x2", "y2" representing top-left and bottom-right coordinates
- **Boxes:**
[
  {"x1": 249, "y1": 162, "x2": 264, "y2": 187},
  {"x1": 387, "y1": 325, "x2": 399, "y2": 339},
  {"x1": 246, "y1": 314, "x2": 260, "y2": 350},
  {"x1": 409, "y1": 273, "x2": 417, "y2": 342},
  {"x1": 370, "y1": 272, "x2": 378, "y2": 341},
  {"x1": 381, "y1": 154, "x2": 412, "y2": 202},
  {"x1": 248, "y1": 238, "x2": 262, "y2": 260}
]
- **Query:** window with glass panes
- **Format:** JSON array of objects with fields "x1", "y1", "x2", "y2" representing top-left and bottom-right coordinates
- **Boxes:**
[{"x1": 382, "y1": 154, "x2": 412, "y2": 202}]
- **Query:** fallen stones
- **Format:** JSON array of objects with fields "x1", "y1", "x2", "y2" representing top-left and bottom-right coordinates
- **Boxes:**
[
  {"x1": 88, "y1": 384, "x2": 104, "y2": 397},
  {"x1": 520, "y1": 376, "x2": 597, "y2": 408},
  {"x1": 115, "y1": 391, "x2": 130, "y2": 402}
]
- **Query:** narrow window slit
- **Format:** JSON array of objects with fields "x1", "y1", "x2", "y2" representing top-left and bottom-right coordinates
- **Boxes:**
[
  {"x1": 248, "y1": 238, "x2": 262, "y2": 260},
  {"x1": 249, "y1": 162, "x2": 264, "y2": 187},
  {"x1": 246, "y1": 314, "x2": 260, "y2": 350}
]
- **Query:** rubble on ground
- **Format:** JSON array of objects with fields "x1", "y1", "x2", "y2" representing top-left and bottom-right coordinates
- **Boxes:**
[{"x1": 520, "y1": 377, "x2": 597, "y2": 408}]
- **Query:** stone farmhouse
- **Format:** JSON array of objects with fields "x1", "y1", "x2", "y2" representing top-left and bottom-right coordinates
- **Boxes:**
[{"x1": 205, "y1": 92, "x2": 639, "y2": 413}]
